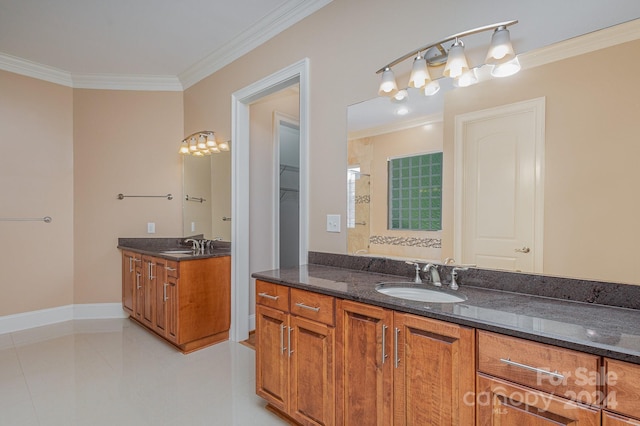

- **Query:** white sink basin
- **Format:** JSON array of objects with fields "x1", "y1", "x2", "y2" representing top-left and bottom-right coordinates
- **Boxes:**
[
  {"x1": 161, "y1": 249, "x2": 194, "y2": 254},
  {"x1": 376, "y1": 283, "x2": 467, "y2": 303}
]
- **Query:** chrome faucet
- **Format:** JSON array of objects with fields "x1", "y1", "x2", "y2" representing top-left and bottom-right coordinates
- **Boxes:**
[
  {"x1": 450, "y1": 267, "x2": 468, "y2": 290},
  {"x1": 405, "y1": 262, "x2": 422, "y2": 283},
  {"x1": 423, "y1": 263, "x2": 441, "y2": 287},
  {"x1": 184, "y1": 238, "x2": 200, "y2": 251}
]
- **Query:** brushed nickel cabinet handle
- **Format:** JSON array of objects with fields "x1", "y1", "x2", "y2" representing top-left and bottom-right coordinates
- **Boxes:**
[
  {"x1": 163, "y1": 283, "x2": 168, "y2": 301},
  {"x1": 499, "y1": 358, "x2": 565, "y2": 380},
  {"x1": 136, "y1": 273, "x2": 141, "y2": 289},
  {"x1": 258, "y1": 292, "x2": 279, "y2": 301},
  {"x1": 382, "y1": 324, "x2": 389, "y2": 364},
  {"x1": 288, "y1": 327, "x2": 294, "y2": 357},
  {"x1": 166, "y1": 267, "x2": 177, "y2": 272},
  {"x1": 295, "y1": 302, "x2": 320, "y2": 312},
  {"x1": 129, "y1": 257, "x2": 133, "y2": 273},
  {"x1": 280, "y1": 324, "x2": 286, "y2": 355},
  {"x1": 394, "y1": 327, "x2": 400, "y2": 369}
]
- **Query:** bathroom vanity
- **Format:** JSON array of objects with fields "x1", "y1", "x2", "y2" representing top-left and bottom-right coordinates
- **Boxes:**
[
  {"x1": 252, "y1": 255, "x2": 640, "y2": 426},
  {"x1": 119, "y1": 238, "x2": 231, "y2": 353}
]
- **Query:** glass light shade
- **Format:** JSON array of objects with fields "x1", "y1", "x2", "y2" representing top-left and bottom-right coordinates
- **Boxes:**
[
  {"x1": 391, "y1": 89, "x2": 408, "y2": 103},
  {"x1": 443, "y1": 40, "x2": 469, "y2": 79},
  {"x1": 189, "y1": 137, "x2": 197, "y2": 151},
  {"x1": 485, "y1": 26, "x2": 516, "y2": 64},
  {"x1": 491, "y1": 56, "x2": 521, "y2": 77},
  {"x1": 454, "y1": 68, "x2": 478, "y2": 87},
  {"x1": 378, "y1": 67, "x2": 398, "y2": 97},
  {"x1": 179, "y1": 140, "x2": 190, "y2": 154},
  {"x1": 408, "y1": 55, "x2": 430, "y2": 89},
  {"x1": 422, "y1": 80, "x2": 441, "y2": 96},
  {"x1": 209, "y1": 145, "x2": 221, "y2": 153},
  {"x1": 192, "y1": 151, "x2": 204, "y2": 157},
  {"x1": 206, "y1": 133, "x2": 217, "y2": 147},
  {"x1": 197, "y1": 135, "x2": 207, "y2": 149},
  {"x1": 218, "y1": 140, "x2": 230, "y2": 151}
]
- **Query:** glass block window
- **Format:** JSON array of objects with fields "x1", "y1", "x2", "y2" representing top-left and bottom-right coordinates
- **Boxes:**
[{"x1": 388, "y1": 152, "x2": 442, "y2": 231}]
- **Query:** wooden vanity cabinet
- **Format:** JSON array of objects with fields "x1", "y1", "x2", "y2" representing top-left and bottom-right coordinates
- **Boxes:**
[
  {"x1": 121, "y1": 252, "x2": 230, "y2": 353},
  {"x1": 121, "y1": 250, "x2": 140, "y2": 315},
  {"x1": 255, "y1": 280, "x2": 336, "y2": 426},
  {"x1": 335, "y1": 299, "x2": 475, "y2": 426}
]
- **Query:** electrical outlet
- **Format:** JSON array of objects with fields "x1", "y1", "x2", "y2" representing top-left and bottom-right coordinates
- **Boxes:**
[
  {"x1": 191, "y1": 222, "x2": 196, "y2": 232},
  {"x1": 147, "y1": 222, "x2": 156, "y2": 234},
  {"x1": 326, "y1": 214, "x2": 341, "y2": 233}
]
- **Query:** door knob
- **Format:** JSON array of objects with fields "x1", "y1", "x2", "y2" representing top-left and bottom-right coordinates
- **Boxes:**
[{"x1": 515, "y1": 246, "x2": 530, "y2": 254}]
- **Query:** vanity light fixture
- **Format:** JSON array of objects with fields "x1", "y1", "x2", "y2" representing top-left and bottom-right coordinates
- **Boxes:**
[
  {"x1": 377, "y1": 20, "x2": 519, "y2": 98},
  {"x1": 179, "y1": 131, "x2": 230, "y2": 156}
]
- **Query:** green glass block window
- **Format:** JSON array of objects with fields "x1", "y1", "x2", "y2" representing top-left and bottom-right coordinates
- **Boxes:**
[{"x1": 388, "y1": 152, "x2": 442, "y2": 231}]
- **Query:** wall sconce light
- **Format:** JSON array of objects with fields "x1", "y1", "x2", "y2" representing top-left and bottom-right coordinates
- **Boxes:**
[
  {"x1": 179, "y1": 131, "x2": 230, "y2": 156},
  {"x1": 377, "y1": 20, "x2": 520, "y2": 98}
]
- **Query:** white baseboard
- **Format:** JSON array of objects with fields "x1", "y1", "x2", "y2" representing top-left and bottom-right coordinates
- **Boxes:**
[{"x1": 0, "y1": 303, "x2": 128, "y2": 335}]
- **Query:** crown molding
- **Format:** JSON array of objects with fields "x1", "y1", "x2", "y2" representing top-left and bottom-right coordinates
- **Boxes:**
[
  {"x1": 178, "y1": 0, "x2": 333, "y2": 89},
  {"x1": 520, "y1": 18, "x2": 640, "y2": 70},
  {"x1": 72, "y1": 74, "x2": 183, "y2": 91},
  {"x1": 0, "y1": 52, "x2": 73, "y2": 87}
]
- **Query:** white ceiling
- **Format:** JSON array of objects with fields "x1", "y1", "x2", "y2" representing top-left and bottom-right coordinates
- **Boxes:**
[
  {"x1": 0, "y1": 0, "x2": 331, "y2": 89},
  {"x1": 1, "y1": 0, "x2": 639, "y2": 92}
]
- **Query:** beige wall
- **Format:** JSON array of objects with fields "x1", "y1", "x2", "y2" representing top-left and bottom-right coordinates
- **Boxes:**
[
  {"x1": 442, "y1": 40, "x2": 640, "y2": 285},
  {"x1": 73, "y1": 89, "x2": 184, "y2": 304},
  {"x1": 0, "y1": 70, "x2": 74, "y2": 315}
]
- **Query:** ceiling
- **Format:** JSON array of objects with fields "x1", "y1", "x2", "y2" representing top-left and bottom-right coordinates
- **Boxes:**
[
  {"x1": 1, "y1": 1, "x2": 639, "y2": 92},
  {"x1": 0, "y1": 0, "x2": 331, "y2": 89}
]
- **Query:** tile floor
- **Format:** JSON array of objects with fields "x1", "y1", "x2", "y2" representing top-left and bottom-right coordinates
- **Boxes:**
[{"x1": 0, "y1": 319, "x2": 286, "y2": 426}]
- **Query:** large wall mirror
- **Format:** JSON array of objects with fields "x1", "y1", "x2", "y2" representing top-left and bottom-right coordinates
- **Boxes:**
[
  {"x1": 347, "y1": 19, "x2": 640, "y2": 286},
  {"x1": 182, "y1": 151, "x2": 231, "y2": 240}
]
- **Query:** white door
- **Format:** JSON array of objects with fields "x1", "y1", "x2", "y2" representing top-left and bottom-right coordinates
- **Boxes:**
[{"x1": 454, "y1": 98, "x2": 545, "y2": 273}]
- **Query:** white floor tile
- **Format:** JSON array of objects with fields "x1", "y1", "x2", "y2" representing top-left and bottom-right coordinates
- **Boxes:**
[{"x1": 0, "y1": 319, "x2": 285, "y2": 426}]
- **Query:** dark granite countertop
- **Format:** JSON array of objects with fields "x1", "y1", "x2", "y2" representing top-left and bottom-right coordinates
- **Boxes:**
[
  {"x1": 118, "y1": 237, "x2": 230, "y2": 261},
  {"x1": 252, "y1": 264, "x2": 640, "y2": 365}
]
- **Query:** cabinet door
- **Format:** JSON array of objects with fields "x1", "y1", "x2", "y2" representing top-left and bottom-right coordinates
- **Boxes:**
[
  {"x1": 153, "y1": 258, "x2": 168, "y2": 336},
  {"x1": 141, "y1": 256, "x2": 156, "y2": 328},
  {"x1": 289, "y1": 315, "x2": 335, "y2": 426},
  {"x1": 477, "y1": 374, "x2": 600, "y2": 425},
  {"x1": 165, "y1": 276, "x2": 179, "y2": 344},
  {"x1": 394, "y1": 313, "x2": 475, "y2": 426},
  {"x1": 256, "y1": 304, "x2": 290, "y2": 413},
  {"x1": 121, "y1": 251, "x2": 138, "y2": 315},
  {"x1": 336, "y1": 300, "x2": 393, "y2": 426}
]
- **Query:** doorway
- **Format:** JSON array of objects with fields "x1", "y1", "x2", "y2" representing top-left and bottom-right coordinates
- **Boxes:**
[
  {"x1": 230, "y1": 59, "x2": 309, "y2": 341},
  {"x1": 454, "y1": 98, "x2": 545, "y2": 273}
]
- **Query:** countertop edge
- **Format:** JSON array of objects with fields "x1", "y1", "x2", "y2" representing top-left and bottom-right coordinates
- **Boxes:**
[
  {"x1": 118, "y1": 245, "x2": 230, "y2": 261},
  {"x1": 252, "y1": 269, "x2": 640, "y2": 365}
]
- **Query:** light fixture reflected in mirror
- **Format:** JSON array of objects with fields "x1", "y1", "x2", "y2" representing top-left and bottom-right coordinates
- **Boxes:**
[
  {"x1": 179, "y1": 131, "x2": 230, "y2": 156},
  {"x1": 376, "y1": 20, "x2": 519, "y2": 100}
]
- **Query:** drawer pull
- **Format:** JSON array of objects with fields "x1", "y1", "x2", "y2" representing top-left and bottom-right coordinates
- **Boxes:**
[
  {"x1": 258, "y1": 292, "x2": 279, "y2": 301},
  {"x1": 166, "y1": 267, "x2": 177, "y2": 272},
  {"x1": 294, "y1": 302, "x2": 320, "y2": 312},
  {"x1": 500, "y1": 358, "x2": 565, "y2": 380}
]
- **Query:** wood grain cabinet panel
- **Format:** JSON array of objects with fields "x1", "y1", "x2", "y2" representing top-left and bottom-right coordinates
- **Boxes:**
[
  {"x1": 121, "y1": 252, "x2": 230, "y2": 353},
  {"x1": 255, "y1": 280, "x2": 335, "y2": 426},
  {"x1": 603, "y1": 411, "x2": 640, "y2": 426},
  {"x1": 605, "y1": 358, "x2": 640, "y2": 420},
  {"x1": 477, "y1": 374, "x2": 600, "y2": 425},
  {"x1": 336, "y1": 300, "x2": 393, "y2": 426},
  {"x1": 478, "y1": 330, "x2": 600, "y2": 405}
]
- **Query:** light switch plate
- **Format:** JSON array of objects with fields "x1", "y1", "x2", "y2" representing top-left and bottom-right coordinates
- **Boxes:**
[
  {"x1": 147, "y1": 222, "x2": 156, "y2": 234},
  {"x1": 326, "y1": 214, "x2": 341, "y2": 233}
]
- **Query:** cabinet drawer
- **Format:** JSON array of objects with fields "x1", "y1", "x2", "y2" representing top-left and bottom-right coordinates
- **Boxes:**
[
  {"x1": 165, "y1": 261, "x2": 179, "y2": 278},
  {"x1": 605, "y1": 358, "x2": 640, "y2": 419},
  {"x1": 290, "y1": 288, "x2": 335, "y2": 326},
  {"x1": 256, "y1": 280, "x2": 289, "y2": 311},
  {"x1": 478, "y1": 331, "x2": 600, "y2": 405}
]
